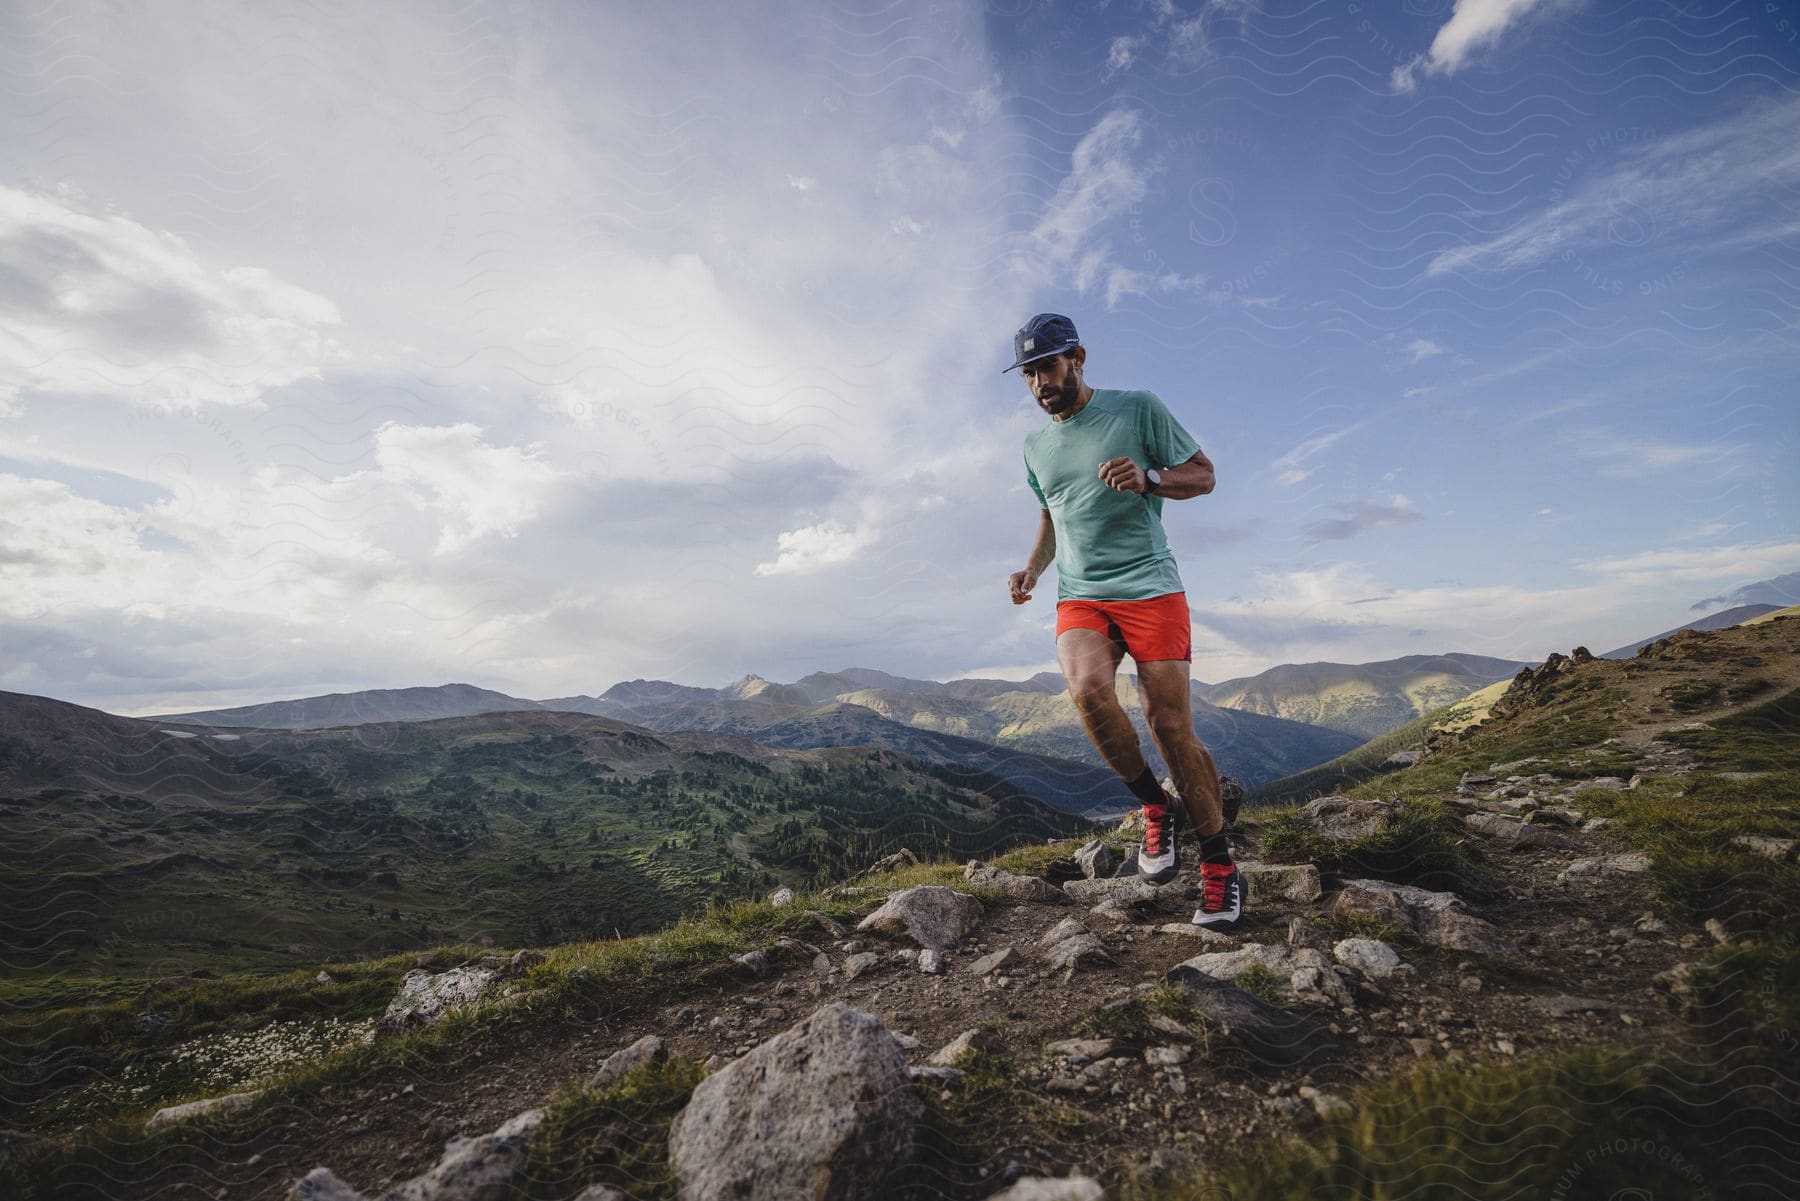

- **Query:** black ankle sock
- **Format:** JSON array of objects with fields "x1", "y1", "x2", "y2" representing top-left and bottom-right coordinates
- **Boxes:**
[
  {"x1": 1127, "y1": 767, "x2": 1166, "y2": 808},
  {"x1": 1200, "y1": 831, "x2": 1232, "y2": 864}
]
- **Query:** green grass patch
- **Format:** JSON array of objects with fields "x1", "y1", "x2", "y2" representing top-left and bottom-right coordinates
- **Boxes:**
[
  {"x1": 1137, "y1": 1045, "x2": 1794, "y2": 1201},
  {"x1": 1660, "y1": 680, "x2": 1721, "y2": 712},
  {"x1": 1574, "y1": 772, "x2": 1800, "y2": 930},
  {"x1": 513, "y1": 1057, "x2": 705, "y2": 1200},
  {"x1": 909, "y1": 1048, "x2": 1087, "y2": 1193},
  {"x1": 1260, "y1": 797, "x2": 1489, "y2": 895},
  {"x1": 1231, "y1": 963, "x2": 1283, "y2": 1005},
  {"x1": 1658, "y1": 685, "x2": 1800, "y2": 773}
]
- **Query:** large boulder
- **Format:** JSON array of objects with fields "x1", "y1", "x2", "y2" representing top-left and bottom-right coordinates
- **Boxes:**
[
  {"x1": 379, "y1": 966, "x2": 497, "y2": 1031},
  {"x1": 667, "y1": 1003, "x2": 922, "y2": 1201},
  {"x1": 856, "y1": 886, "x2": 984, "y2": 951},
  {"x1": 964, "y1": 860, "x2": 1066, "y2": 904}
]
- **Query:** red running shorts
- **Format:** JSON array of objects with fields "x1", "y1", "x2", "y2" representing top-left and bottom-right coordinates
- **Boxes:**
[{"x1": 1055, "y1": 591, "x2": 1192, "y2": 663}]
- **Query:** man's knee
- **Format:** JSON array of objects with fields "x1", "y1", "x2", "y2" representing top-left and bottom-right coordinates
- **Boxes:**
[
  {"x1": 1068, "y1": 676, "x2": 1120, "y2": 712},
  {"x1": 1145, "y1": 706, "x2": 1192, "y2": 744}
]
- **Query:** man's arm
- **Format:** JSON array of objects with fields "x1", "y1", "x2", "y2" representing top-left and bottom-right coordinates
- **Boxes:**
[
  {"x1": 1096, "y1": 449, "x2": 1215, "y2": 499},
  {"x1": 1009, "y1": 510, "x2": 1055, "y2": 604}
]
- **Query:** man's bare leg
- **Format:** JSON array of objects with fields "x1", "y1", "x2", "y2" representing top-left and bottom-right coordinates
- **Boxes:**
[
  {"x1": 1136, "y1": 658, "x2": 1224, "y2": 835},
  {"x1": 1056, "y1": 628, "x2": 1149, "y2": 779}
]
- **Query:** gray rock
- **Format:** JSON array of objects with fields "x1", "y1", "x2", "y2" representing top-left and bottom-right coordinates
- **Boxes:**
[
  {"x1": 1073, "y1": 840, "x2": 1117, "y2": 880},
  {"x1": 1299, "y1": 796, "x2": 1394, "y2": 841},
  {"x1": 731, "y1": 950, "x2": 773, "y2": 979},
  {"x1": 970, "y1": 946, "x2": 1023, "y2": 977},
  {"x1": 908, "y1": 1066, "x2": 965, "y2": 1082},
  {"x1": 1143, "y1": 1045, "x2": 1189, "y2": 1067},
  {"x1": 1163, "y1": 967, "x2": 1341, "y2": 1067},
  {"x1": 293, "y1": 1111, "x2": 544, "y2": 1200},
  {"x1": 292, "y1": 1169, "x2": 367, "y2": 1201},
  {"x1": 1061, "y1": 875, "x2": 1173, "y2": 905},
  {"x1": 984, "y1": 1176, "x2": 1104, "y2": 1201},
  {"x1": 1240, "y1": 862, "x2": 1322, "y2": 903},
  {"x1": 1383, "y1": 750, "x2": 1422, "y2": 767},
  {"x1": 1556, "y1": 853, "x2": 1652, "y2": 884},
  {"x1": 1530, "y1": 995, "x2": 1615, "y2": 1015},
  {"x1": 1042, "y1": 934, "x2": 1114, "y2": 971},
  {"x1": 590, "y1": 1035, "x2": 666, "y2": 1090},
  {"x1": 1044, "y1": 1038, "x2": 1131, "y2": 1060},
  {"x1": 667, "y1": 1003, "x2": 921, "y2": 1201},
  {"x1": 1172, "y1": 944, "x2": 1352, "y2": 1007},
  {"x1": 1577, "y1": 776, "x2": 1630, "y2": 791},
  {"x1": 146, "y1": 1088, "x2": 263, "y2": 1132},
  {"x1": 768, "y1": 886, "x2": 797, "y2": 908},
  {"x1": 1332, "y1": 879, "x2": 1520, "y2": 964},
  {"x1": 965, "y1": 860, "x2": 1067, "y2": 903},
  {"x1": 1465, "y1": 813, "x2": 1577, "y2": 851},
  {"x1": 1286, "y1": 916, "x2": 1330, "y2": 950},
  {"x1": 918, "y1": 949, "x2": 944, "y2": 975},
  {"x1": 856, "y1": 886, "x2": 985, "y2": 952},
  {"x1": 929, "y1": 1027, "x2": 1002, "y2": 1066},
  {"x1": 1089, "y1": 898, "x2": 1137, "y2": 925},
  {"x1": 1153, "y1": 922, "x2": 1238, "y2": 946},
  {"x1": 1039, "y1": 917, "x2": 1091, "y2": 946},
  {"x1": 379, "y1": 967, "x2": 496, "y2": 1031},
  {"x1": 1147, "y1": 1012, "x2": 1206, "y2": 1043},
  {"x1": 1530, "y1": 806, "x2": 1584, "y2": 827},
  {"x1": 843, "y1": 951, "x2": 883, "y2": 981},
  {"x1": 572, "y1": 1187, "x2": 628, "y2": 1201},
  {"x1": 1333, "y1": 938, "x2": 1403, "y2": 979}
]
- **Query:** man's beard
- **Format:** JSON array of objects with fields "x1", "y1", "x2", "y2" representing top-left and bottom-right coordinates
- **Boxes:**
[{"x1": 1041, "y1": 376, "x2": 1080, "y2": 415}]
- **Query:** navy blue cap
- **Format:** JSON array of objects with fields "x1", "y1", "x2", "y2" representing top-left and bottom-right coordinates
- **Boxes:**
[{"x1": 1003, "y1": 313, "x2": 1080, "y2": 373}]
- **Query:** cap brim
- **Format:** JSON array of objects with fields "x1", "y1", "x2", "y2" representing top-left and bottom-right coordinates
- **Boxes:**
[{"x1": 1000, "y1": 339, "x2": 1079, "y2": 373}]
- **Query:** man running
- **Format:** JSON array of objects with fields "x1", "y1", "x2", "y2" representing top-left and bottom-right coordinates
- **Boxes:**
[{"x1": 1004, "y1": 313, "x2": 1242, "y2": 927}]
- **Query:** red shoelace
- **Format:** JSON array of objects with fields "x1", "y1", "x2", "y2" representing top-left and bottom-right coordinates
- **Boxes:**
[{"x1": 1200, "y1": 863, "x2": 1233, "y2": 909}]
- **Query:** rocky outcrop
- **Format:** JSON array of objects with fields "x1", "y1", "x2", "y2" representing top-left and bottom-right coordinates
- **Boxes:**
[
  {"x1": 855, "y1": 885, "x2": 984, "y2": 951},
  {"x1": 1332, "y1": 879, "x2": 1521, "y2": 964},
  {"x1": 1298, "y1": 796, "x2": 1394, "y2": 841},
  {"x1": 1169, "y1": 944, "x2": 1352, "y2": 1007},
  {"x1": 1239, "y1": 862, "x2": 1323, "y2": 903},
  {"x1": 666, "y1": 1003, "x2": 921, "y2": 1201},
  {"x1": 1164, "y1": 966, "x2": 1341, "y2": 1066},
  {"x1": 379, "y1": 966, "x2": 496, "y2": 1031},
  {"x1": 146, "y1": 1088, "x2": 264, "y2": 1132}
]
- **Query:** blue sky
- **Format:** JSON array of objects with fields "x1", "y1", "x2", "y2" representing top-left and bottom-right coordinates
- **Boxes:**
[{"x1": 0, "y1": 0, "x2": 1796, "y2": 715}]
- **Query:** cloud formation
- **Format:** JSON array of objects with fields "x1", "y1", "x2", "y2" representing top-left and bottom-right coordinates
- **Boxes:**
[{"x1": 1392, "y1": 0, "x2": 1564, "y2": 93}]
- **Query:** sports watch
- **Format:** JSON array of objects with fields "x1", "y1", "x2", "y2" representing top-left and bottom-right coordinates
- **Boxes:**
[{"x1": 1144, "y1": 468, "x2": 1162, "y2": 494}]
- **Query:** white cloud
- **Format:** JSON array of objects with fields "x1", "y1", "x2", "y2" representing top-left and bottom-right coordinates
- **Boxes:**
[
  {"x1": 754, "y1": 519, "x2": 878, "y2": 577},
  {"x1": 1427, "y1": 96, "x2": 1800, "y2": 277},
  {"x1": 1392, "y1": 0, "x2": 1564, "y2": 92},
  {"x1": 1580, "y1": 541, "x2": 1800, "y2": 587},
  {"x1": 1275, "y1": 468, "x2": 1310, "y2": 487},
  {"x1": 1269, "y1": 423, "x2": 1364, "y2": 485},
  {"x1": 0, "y1": 187, "x2": 343, "y2": 409},
  {"x1": 1103, "y1": 265, "x2": 1207, "y2": 308},
  {"x1": 372, "y1": 423, "x2": 561, "y2": 554},
  {"x1": 1029, "y1": 109, "x2": 1150, "y2": 255},
  {"x1": 1303, "y1": 494, "x2": 1423, "y2": 542},
  {"x1": 1106, "y1": 36, "x2": 1141, "y2": 73},
  {"x1": 1405, "y1": 338, "x2": 1448, "y2": 362}
]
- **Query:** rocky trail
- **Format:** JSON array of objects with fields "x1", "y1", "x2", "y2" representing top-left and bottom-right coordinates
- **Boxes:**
[{"x1": 14, "y1": 618, "x2": 1797, "y2": 1200}]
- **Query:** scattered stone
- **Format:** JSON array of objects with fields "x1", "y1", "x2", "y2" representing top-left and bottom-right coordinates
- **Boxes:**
[
  {"x1": 1332, "y1": 879, "x2": 1521, "y2": 964},
  {"x1": 1530, "y1": 995, "x2": 1614, "y2": 1016},
  {"x1": 1531, "y1": 806, "x2": 1584, "y2": 827},
  {"x1": 853, "y1": 848, "x2": 919, "y2": 880},
  {"x1": 378, "y1": 967, "x2": 496, "y2": 1031},
  {"x1": 929, "y1": 1028, "x2": 1003, "y2": 1066},
  {"x1": 591, "y1": 1035, "x2": 666, "y2": 1090},
  {"x1": 1062, "y1": 876, "x2": 1172, "y2": 905},
  {"x1": 768, "y1": 886, "x2": 796, "y2": 908},
  {"x1": 572, "y1": 1187, "x2": 628, "y2": 1201},
  {"x1": 1732, "y1": 835, "x2": 1795, "y2": 861},
  {"x1": 315, "y1": 970, "x2": 334, "y2": 985},
  {"x1": 1045, "y1": 1038, "x2": 1131, "y2": 1060},
  {"x1": 291, "y1": 1169, "x2": 366, "y2": 1201},
  {"x1": 1073, "y1": 840, "x2": 1118, "y2": 880},
  {"x1": 1239, "y1": 863, "x2": 1322, "y2": 904},
  {"x1": 1163, "y1": 967, "x2": 1340, "y2": 1066},
  {"x1": 1556, "y1": 853, "x2": 1652, "y2": 884},
  {"x1": 1704, "y1": 918, "x2": 1732, "y2": 945},
  {"x1": 1043, "y1": 934, "x2": 1115, "y2": 971},
  {"x1": 667, "y1": 1004, "x2": 921, "y2": 1201},
  {"x1": 1577, "y1": 777, "x2": 1630, "y2": 792},
  {"x1": 1653, "y1": 963, "x2": 1706, "y2": 1014},
  {"x1": 1581, "y1": 818, "x2": 1615, "y2": 832},
  {"x1": 1090, "y1": 897, "x2": 1137, "y2": 925},
  {"x1": 1039, "y1": 917, "x2": 1091, "y2": 947},
  {"x1": 1332, "y1": 939, "x2": 1403, "y2": 980},
  {"x1": 1147, "y1": 1012, "x2": 1205, "y2": 1044},
  {"x1": 1299, "y1": 1085, "x2": 1351, "y2": 1120},
  {"x1": 1298, "y1": 796, "x2": 1394, "y2": 841},
  {"x1": 1383, "y1": 750, "x2": 1422, "y2": 768},
  {"x1": 812, "y1": 953, "x2": 832, "y2": 974},
  {"x1": 732, "y1": 950, "x2": 773, "y2": 979},
  {"x1": 805, "y1": 910, "x2": 849, "y2": 939},
  {"x1": 984, "y1": 1176, "x2": 1104, "y2": 1201},
  {"x1": 970, "y1": 946, "x2": 1023, "y2": 977},
  {"x1": 843, "y1": 952, "x2": 883, "y2": 981},
  {"x1": 1172, "y1": 944, "x2": 1352, "y2": 1007},
  {"x1": 147, "y1": 1089, "x2": 263, "y2": 1132},
  {"x1": 1458, "y1": 975, "x2": 1482, "y2": 994},
  {"x1": 908, "y1": 1066, "x2": 965, "y2": 1083},
  {"x1": 1144, "y1": 1045, "x2": 1189, "y2": 1067},
  {"x1": 965, "y1": 860, "x2": 1067, "y2": 903},
  {"x1": 1635, "y1": 913, "x2": 1667, "y2": 934},
  {"x1": 918, "y1": 949, "x2": 944, "y2": 975},
  {"x1": 1286, "y1": 916, "x2": 1330, "y2": 950},
  {"x1": 856, "y1": 885, "x2": 984, "y2": 952},
  {"x1": 1465, "y1": 812, "x2": 1575, "y2": 850}
]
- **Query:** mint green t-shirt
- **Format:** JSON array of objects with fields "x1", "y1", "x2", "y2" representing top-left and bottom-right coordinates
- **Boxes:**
[{"x1": 1024, "y1": 388, "x2": 1203, "y2": 601}]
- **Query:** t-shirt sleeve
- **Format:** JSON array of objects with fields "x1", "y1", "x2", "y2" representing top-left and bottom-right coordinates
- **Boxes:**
[
  {"x1": 1137, "y1": 391, "x2": 1202, "y2": 468},
  {"x1": 1025, "y1": 453, "x2": 1048, "y2": 507}
]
